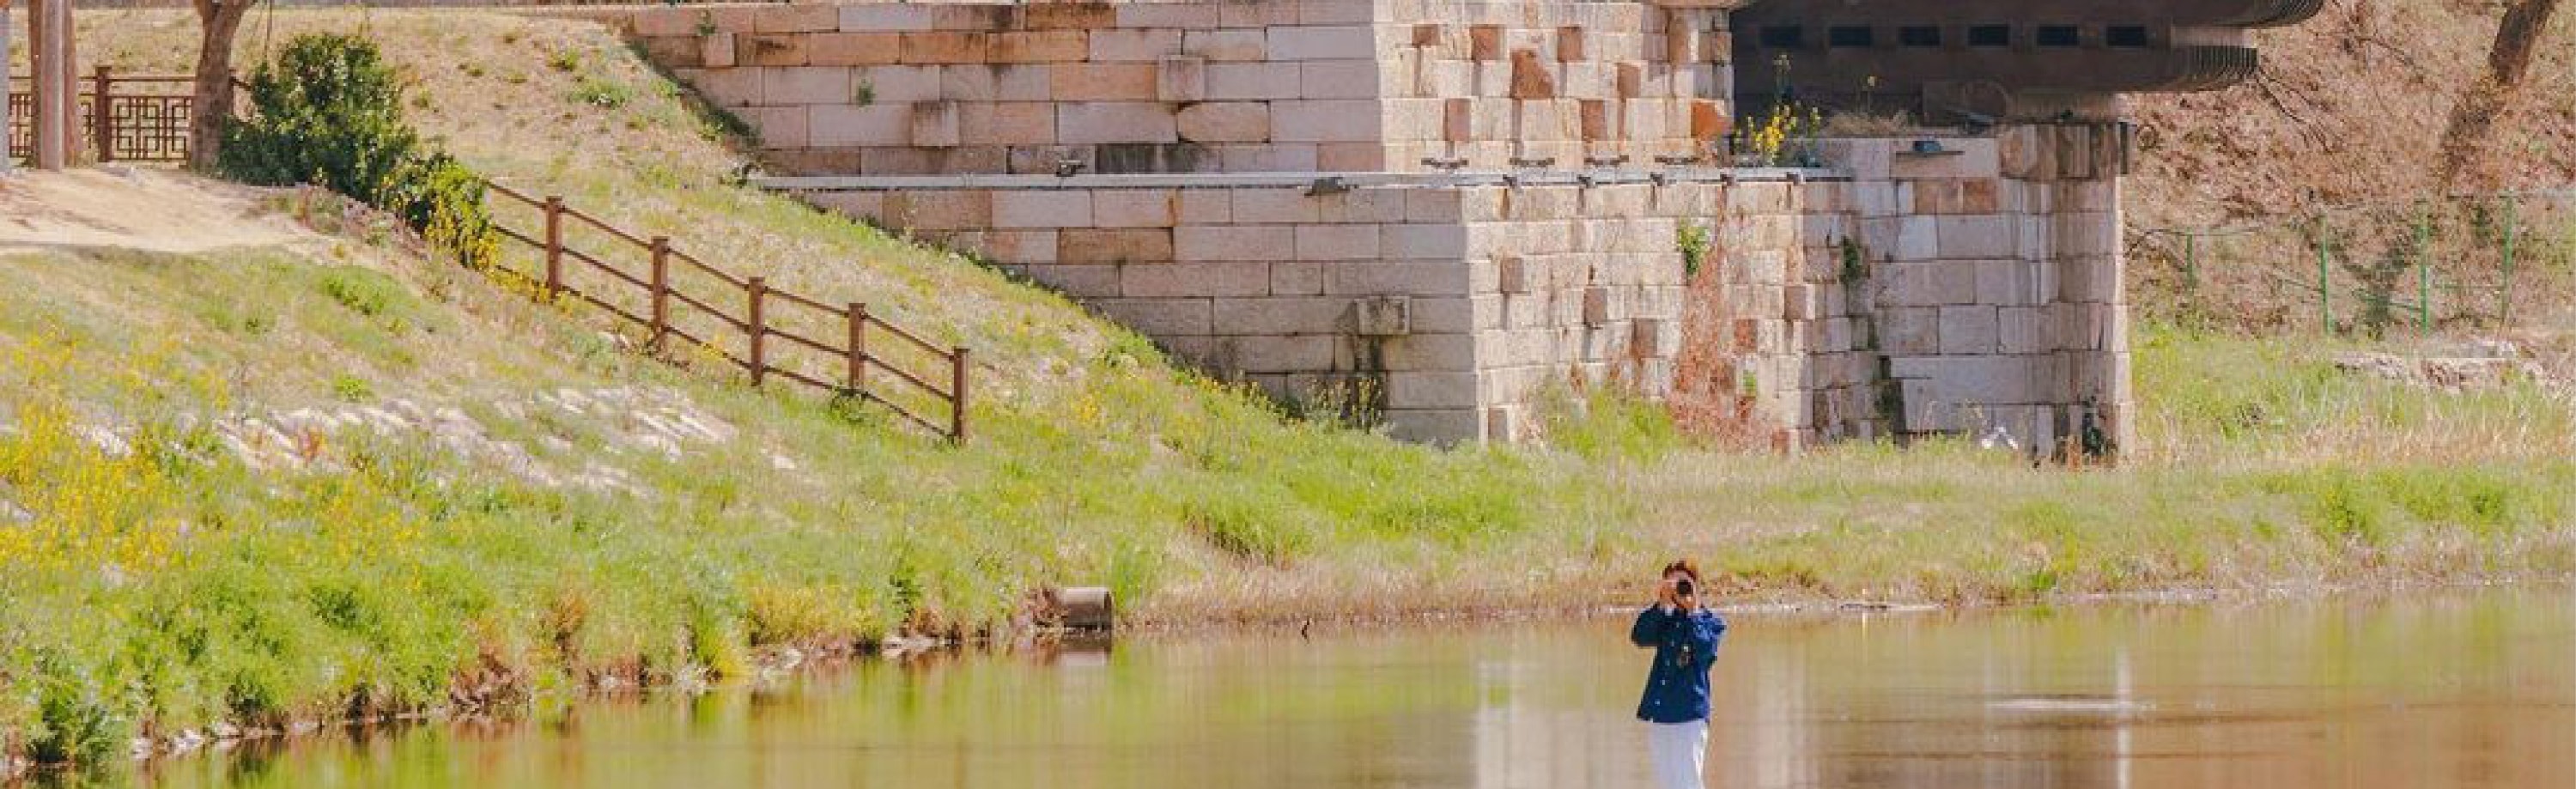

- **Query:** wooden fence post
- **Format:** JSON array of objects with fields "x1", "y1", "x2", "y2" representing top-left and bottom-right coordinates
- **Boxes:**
[
  {"x1": 89, "y1": 64, "x2": 111, "y2": 162},
  {"x1": 950, "y1": 346, "x2": 970, "y2": 443},
  {"x1": 542, "y1": 196, "x2": 565, "y2": 299},
  {"x1": 746, "y1": 276, "x2": 768, "y2": 386},
  {"x1": 846, "y1": 302, "x2": 868, "y2": 392},
  {"x1": 648, "y1": 236, "x2": 671, "y2": 351}
]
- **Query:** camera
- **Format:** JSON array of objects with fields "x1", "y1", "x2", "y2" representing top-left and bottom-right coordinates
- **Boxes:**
[{"x1": 1675, "y1": 578, "x2": 1695, "y2": 598}]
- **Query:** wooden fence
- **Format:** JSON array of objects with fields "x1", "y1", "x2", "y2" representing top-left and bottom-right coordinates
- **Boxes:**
[
  {"x1": 480, "y1": 182, "x2": 971, "y2": 441},
  {"x1": 6, "y1": 67, "x2": 199, "y2": 163}
]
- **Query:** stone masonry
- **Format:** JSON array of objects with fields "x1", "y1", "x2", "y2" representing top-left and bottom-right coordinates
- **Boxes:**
[
  {"x1": 1699, "y1": 129, "x2": 2131, "y2": 452},
  {"x1": 614, "y1": 0, "x2": 1736, "y2": 175},
  {"x1": 592, "y1": 0, "x2": 2134, "y2": 450}
]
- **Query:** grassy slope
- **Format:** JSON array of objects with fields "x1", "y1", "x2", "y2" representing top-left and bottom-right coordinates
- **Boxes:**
[
  {"x1": 2123, "y1": 0, "x2": 2576, "y2": 328},
  {"x1": 3, "y1": 5, "x2": 2574, "y2": 773}
]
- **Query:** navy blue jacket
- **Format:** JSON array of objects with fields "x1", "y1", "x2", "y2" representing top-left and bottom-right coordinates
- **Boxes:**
[{"x1": 1631, "y1": 605, "x2": 1727, "y2": 724}]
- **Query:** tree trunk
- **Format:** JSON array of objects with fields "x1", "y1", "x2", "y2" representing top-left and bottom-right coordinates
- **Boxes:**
[
  {"x1": 187, "y1": 0, "x2": 254, "y2": 172},
  {"x1": 2434, "y1": 0, "x2": 2566, "y2": 191}
]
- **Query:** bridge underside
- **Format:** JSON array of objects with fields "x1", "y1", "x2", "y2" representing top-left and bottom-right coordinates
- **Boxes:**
[{"x1": 1730, "y1": 0, "x2": 2324, "y2": 123}]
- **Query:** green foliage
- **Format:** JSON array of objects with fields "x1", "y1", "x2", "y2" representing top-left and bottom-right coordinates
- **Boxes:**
[
  {"x1": 319, "y1": 266, "x2": 404, "y2": 319},
  {"x1": 1183, "y1": 483, "x2": 1321, "y2": 567},
  {"x1": 385, "y1": 153, "x2": 503, "y2": 270},
  {"x1": 1534, "y1": 384, "x2": 1689, "y2": 464},
  {"x1": 222, "y1": 34, "x2": 501, "y2": 270},
  {"x1": 1675, "y1": 222, "x2": 1711, "y2": 278},
  {"x1": 330, "y1": 374, "x2": 374, "y2": 403},
  {"x1": 569, "y1": 76, "x2": 634, "y2": 109},
  {"x1": 219, "y1": 33, "x2": 421, "y2": 205}
]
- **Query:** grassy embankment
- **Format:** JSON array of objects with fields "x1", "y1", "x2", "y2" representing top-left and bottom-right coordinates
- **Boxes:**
[{"x1": 3, "y1": 7, "x2": 2574, "y2": 774}]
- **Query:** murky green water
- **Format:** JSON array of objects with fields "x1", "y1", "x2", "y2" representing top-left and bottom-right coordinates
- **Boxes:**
[{"x1": 77, "y1": 588, "x2": 2576, "y2": 788}]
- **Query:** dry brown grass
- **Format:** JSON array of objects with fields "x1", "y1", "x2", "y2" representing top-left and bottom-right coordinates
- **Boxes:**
[
  {"x1": 2124, "y1": 0, "x2": 2576, "y2": 330},
  {"x1": 45, "y1": 8, "x2": 1119, "y2": 412}
]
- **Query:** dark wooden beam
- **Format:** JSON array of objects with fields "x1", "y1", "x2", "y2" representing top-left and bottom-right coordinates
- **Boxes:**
[{"x1": 1731, "y1": 0, "x2": 2322, "y2": 123}]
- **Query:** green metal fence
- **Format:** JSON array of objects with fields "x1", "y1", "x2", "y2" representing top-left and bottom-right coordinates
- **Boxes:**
[{"x1": 2129, "y1": 190, "x2": 2572, "y2": 336}]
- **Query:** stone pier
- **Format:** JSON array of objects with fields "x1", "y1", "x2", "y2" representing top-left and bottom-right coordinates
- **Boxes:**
[{"x1": 590, "y1": 0, "x2": 2136, "y2": 450}]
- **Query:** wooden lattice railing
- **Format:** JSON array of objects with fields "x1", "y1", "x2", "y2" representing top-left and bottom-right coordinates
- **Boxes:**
[
  {"x1": 481, "y1": 182, "x2": 971, "y2": 442},
  {"x1": 6, "y1": 67, "x2": 200, "y2": 163}
]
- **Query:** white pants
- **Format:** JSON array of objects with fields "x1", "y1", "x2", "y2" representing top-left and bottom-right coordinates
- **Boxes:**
[{"x1": 1646, "y1": 719, "x2": 1708, "y2": 789}]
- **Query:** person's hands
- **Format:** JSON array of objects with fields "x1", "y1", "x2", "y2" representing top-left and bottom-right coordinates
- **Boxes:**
[{"x1": 1655, "y1": 577, "x2": 1679, "y2": 610}]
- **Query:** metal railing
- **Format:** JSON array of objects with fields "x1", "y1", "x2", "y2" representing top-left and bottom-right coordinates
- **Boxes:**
[{"x1": 2129, "y1": 190, "x2": 2568, "y2": 335}]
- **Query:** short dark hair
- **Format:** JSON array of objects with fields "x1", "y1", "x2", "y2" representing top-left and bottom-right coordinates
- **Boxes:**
[{"x1": 1662, "y1": 558, "x2": 1702, "y2": 585}]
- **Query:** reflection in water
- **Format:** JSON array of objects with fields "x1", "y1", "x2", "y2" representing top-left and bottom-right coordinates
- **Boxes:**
[{"x1": 70, "y1": 588, "x2": 2576, "y2": 789}]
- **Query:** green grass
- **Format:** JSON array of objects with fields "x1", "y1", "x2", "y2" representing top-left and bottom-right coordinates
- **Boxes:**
[{"x1": 3, "y1": 7, "x2": 2575, "y2": 776}]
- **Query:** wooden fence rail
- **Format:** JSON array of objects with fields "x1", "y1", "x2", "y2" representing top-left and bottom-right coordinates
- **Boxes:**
[{"x1": 480, "y1": 181, "x2": 970, "y2": 442}]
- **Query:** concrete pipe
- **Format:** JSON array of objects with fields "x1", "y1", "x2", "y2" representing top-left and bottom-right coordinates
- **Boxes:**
[{"x1": 1048, "y1": 586, "x2": 1115, "y2": 632}]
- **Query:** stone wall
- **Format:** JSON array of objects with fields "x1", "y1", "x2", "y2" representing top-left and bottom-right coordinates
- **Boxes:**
[
  {"x1": 586, "y1": 0, "x2": 2130, "y2": 449},
  {"x1": 1377, "y1": 0, "x2": 1733, "y2": 173},
  {"x1": 1687, "y1": 128, "x2": 2132, "y2": 452},
  {"x1": 607, "y1": 0, "x2": 1738, "y2": 175},
  {"x1": 794, "y1": 172, "x2": 1710, "y2": 442},
  {"x1": 781, "y1": 133, "x2": 2129, "y2": 449}
]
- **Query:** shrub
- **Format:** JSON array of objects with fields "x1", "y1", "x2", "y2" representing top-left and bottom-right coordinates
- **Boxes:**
[
  {"x1": 219, "y1": 33, "x2": 420, "y2": 205},
  {"x1": 384, "y1": 153, "x2": 503, "y2": 270},
  {"x1": 222, "y1": 34, "x2": 501, "y2": 270}
]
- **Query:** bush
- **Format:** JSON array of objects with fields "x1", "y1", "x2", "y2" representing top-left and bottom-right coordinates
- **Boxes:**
[
  {"x1": 221, "y1": 34, "x2": 500, "y2": 270},
  {"x1": 385, "y1": 153, "x2": 503, "y2": 270},
  {"x1": 218, "y1": 33, "x2": 418, "y2": 204}
]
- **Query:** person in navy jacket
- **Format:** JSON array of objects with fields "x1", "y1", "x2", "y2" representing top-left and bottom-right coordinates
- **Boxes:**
[{"x1": 1631, "y1": 559, "x2": 1727, "y2": 789}]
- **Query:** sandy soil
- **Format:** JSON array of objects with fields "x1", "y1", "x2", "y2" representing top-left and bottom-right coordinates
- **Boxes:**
[{"x1": 0, "y1": 167, "x2": 307, "y2": 255}]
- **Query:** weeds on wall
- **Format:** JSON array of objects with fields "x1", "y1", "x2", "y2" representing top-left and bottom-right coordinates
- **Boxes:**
[
  {"x1": 1740, "y1": 101, "x2": 1826, "y2": 167},
  {"x1": 1676, "y1": 222, "x2": 1712, "y2": 278},
  {"x1": 1286, "y1": 374, "x2": 1388, "y2": 432}
]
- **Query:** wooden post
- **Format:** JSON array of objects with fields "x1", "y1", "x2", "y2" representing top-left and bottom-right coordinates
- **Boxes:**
[
  {"x1": 647, "y1": 236, "x2": 671, "y2": 350},
  {"x1": 541, "y1": 196, "x2": 565, "y2": 299},
  {"x1": 846, "y1": 302, "x2": 868, "y2": 392},
  {"x1": 27, "y1": 0, "x2": 72, "y2": 169},
  {"x1": 1, "y1": 4, "x2": 13, "y2": 173},
  {"x1": 949, "y1": 346, "x2": 970, "y2": 443},
  {"x1": 746, "y1": 277, "x2": 768, "y2": 386},
  {"x1": 90, "y1": 64, "x2": 111, "y2": 162}
]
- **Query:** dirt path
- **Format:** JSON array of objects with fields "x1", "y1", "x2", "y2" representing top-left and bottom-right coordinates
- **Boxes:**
[{"x1": 0, "y1": 167, "x2": 307, "y2": 255}]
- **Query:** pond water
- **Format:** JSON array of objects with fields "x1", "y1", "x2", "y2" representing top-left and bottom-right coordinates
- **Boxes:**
[{"x1": 82, "y1": 587, "x2": 2576, "y2": 788}]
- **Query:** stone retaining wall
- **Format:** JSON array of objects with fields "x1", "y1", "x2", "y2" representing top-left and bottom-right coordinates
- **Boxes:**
[
  {"x1": 799, "y1": 173, "x2": 1705, "y2": 442},
  {"x1": 1693, "y1": 129, "x2": 2130, "y2": 452},
  {"x1": 781, "y1": 128, "x2": 2130, "y2": 448},
  {"x1": 606, "y1": 0, "x2": 1738, "y2": 176}
]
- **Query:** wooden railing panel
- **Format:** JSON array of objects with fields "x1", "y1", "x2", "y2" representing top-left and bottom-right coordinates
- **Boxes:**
[
  {"x1": 476, "y1": 181, "x2": 969, "y2": 441},
  {"x1": 6, "y1": 69, "x2": 197, "y2": 163}
]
